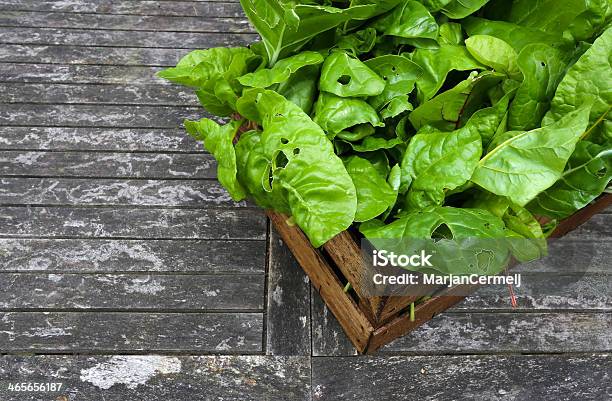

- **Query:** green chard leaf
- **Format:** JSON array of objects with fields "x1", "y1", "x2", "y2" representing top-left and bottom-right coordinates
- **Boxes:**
[
  {"x1": 364, "y1": 55, "x2": 423, "y2": 111},
  {"x1": 361, "y1": 206, "x2": 512, "y2": 275},
  {"x1": 465, "y1": 35, "x2": 522, "y2": 80},
  {"x1": 239, "y1": 0, "x2": 384, "y2": 65},
  {"x1": 400, "y1": 102, "x2": 512, "y2": 209},
  {"x1": 185, "y1": 118, "x2": 247, "y2": 201},
  {"x1": 409, "y1": 71, "x2": 505, "y2": 131},
  {"x1": 344, "y1": 156, "x2": 397, "y2": 222},
  {"x1": 157, "y1": 47, "x2": 261, "y2": 116},
  {"x1": 543, "y1": 27, "x2": 612, "y2": 144},
  {"x1": 463, "y1": 17, "x2": 569, "y2": 52},
  {"x1": 507, "y1": 0, "x2": 611, "y2": 41},
  {"x1": 471, "y1": 105, "x2": 592, "y2": 206},
  {"x1": 508, "y1": 43, "x2": 567, "y2": 131},
  {"x1": 313, "y1": 92, "x2": 384, "y2": 135},
  {"x1": 373, "y1": 1, "x2": 439, "y2": 42},
  {"x1": 411, "y1": 44, "x2": 485, "y2": 103},
  {"x1": 236, "y1": 88, "x2": 357, "y2": 247},
  {"x1": 320, "y1": 52, "x2": 386, "y2": 97},
  {"x1": 441, "y1": 0, "x2": 491, "y2": 19},
  {"x1": 237, "y1": 51, "x2": 324, "y2": 88},
  {"x1": 527, "y1": 141, "x2": 612, "y2": 219}
]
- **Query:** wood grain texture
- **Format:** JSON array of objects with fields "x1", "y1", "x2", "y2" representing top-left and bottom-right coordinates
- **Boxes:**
[
  {"x1": 0, "y1": 238, "x2": 266, "y2": 273},
  {"x1": 0, "y1": 206, "x2": 266, "y2": 239},
  {"x1": 0, "y1": 11, "x2": 253, "y2": 32},
  {"x1": 0, "y1": 151, "x2": 215, "y2": 178},
  {"x1": 0, "y1": 127, "x2": 200, "y2": 152},
  {"x1": 0, "y1": 44, "x2": 190, "y2": 66},
  {"x1": 311, "y1": 288, "x2": 357, "y2": 357},
  {"x1": 0, "y1": 104, "x2": 203, "y2": 127},
  {"x1": 0, "y1": 273, "x2": 264, "y2": 310},
  {"x1": 0, "y1": 355, "x2": 310, "y2": 401},
  {"x1": 380, "y1": 312, "x2": 611, "y2": 353},
  {"x1": 450, "y1": 273, "x2": 611, "y2": 311},
  {"x1": 0, "y1": 178, "x2": 247, "y2": 207},
  {"x1": 312, "y1": 354, "x2": 612, "y2": 401},
  {"x1": 0, "y1": 0, "x2": 245, "y2": 17},
  {"x1": 0, "y1": 64, "x2": 178, "y2": 85},
  {"x1": 267, "y1": 210, "x2": 374, "y2": 353},
  {"x1": 0, "y1": 312, "x2": 263, "y2": 352},
  {"x1": 266, "y1": 228, "x2": 311, "y2": 356},
  {"x1": 0, "y1": 27, "x2": 257, "y2": 49},
  {"x1": 2, "y1": 83, "x2": 199, "y2": 106}
]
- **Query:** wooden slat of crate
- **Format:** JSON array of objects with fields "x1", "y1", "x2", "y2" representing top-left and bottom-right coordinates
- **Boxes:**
[
  {"x1": 266, "y1": 212, "x2": 374, "y2": 353},
  {"x1": 267, "y1": 194, "x2": 611, "y2": 353}
]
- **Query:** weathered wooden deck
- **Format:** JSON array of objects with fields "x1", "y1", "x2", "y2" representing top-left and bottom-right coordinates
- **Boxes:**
[{"x1": 0, "y1": 1, "x2": 610, "y2": 400}]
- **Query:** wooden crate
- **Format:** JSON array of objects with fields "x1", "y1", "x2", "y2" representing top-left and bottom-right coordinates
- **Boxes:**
[{"x1": 267, "y1": 194, "x2": 611, "y2": 354}]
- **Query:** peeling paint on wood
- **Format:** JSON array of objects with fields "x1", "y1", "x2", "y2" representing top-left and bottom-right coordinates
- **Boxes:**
[
  {"x1": 0, "y1": 44, "x2": 191, "y2": 66},
  {"x1": 0, "y1": 238, "x2": 265, "y2": 273},
  {"x1": 0, "y1": 11, "x2": 254, "y2": 33},
  {"x1": 0, "y1": 355, "x2": 310, "y2": 400},
  {"x1": 2, "y1": 83, "x2": 199, "y2": 106},
  {"x1": 0, "y1": 178, "x2": 250, "y2": 207},
  {"x1": 0, "y1": 312, "x2": 263, "y2": 352},
  {"x1": 0, "y1": 0, "x2": 245, "y2": 18},
  {"x1": 0, "y1": 127, "x2": 199, "y2": 151},
  {"x1": 0, "y1": 104, "x2": 203, "y2": 126},
  {"x1": 311, "y1": 288, "x2": 357, "y2": 357},
  {"x1": 312, "y1": 355, "x2": 612, "y2": 400},
  {"x1": 0, "y1": 27, "x2": 257, "y2": 48},
  {"x1": 0, "y1": 64, "x2": 178, "y2": 85},
  {"x1": 0, "y1": 273, "x2": 264, "y2": 310},
  {"x1": 266, "y1": 229, "x2": 311, "y2": 355},
  {"x1": 381, "y1": 312, "x2": 612, "y2": 353},
  {"x1": 0, "y1": 206, "x2": 266, "y2": 239},
  {"x1": 0, "y1": 152, "x2": 216, "y2": 178}
]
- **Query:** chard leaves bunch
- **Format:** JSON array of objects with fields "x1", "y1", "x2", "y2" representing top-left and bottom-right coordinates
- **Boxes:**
[{"x1": 160, "y1": 0, "x2": 611, "y2": 274}]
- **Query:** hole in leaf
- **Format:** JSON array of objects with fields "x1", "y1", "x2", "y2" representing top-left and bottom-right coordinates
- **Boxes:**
[
  {"x1": 382, "y1": 75, "x2": 388, "y2": 80},
  {"x1": 275, "y1": 151, "x2": 289, "y2": 169},
  {"x1": 391, "y1": 66, "x2": 397, "y2": 72},
  {"x1": 275, "y1": 113, "x2": 283, "y2": 117},
  {"x1": 540, "y1": 61, "x2": 546, "y2": 67},
  {"x1": 337, "y1": 75, "x2": 351, "y2": 85},
  {"x1": 432, "y1": 223, "x2": 453, "y2": 240},
  {"x1": 596, "y1": 166, "x2": 607, "y2": 178},
  {"x1": 280, "y1": 137, "x2": 289, "y2": 144},
  {"x1": 293, "y1": 148, "x2": 300, "y2": 155}
]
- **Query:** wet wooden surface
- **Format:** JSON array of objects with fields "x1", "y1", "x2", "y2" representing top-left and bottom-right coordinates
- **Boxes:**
[{"x1": 0, "y1": 1, "x2": 610, "y2": 400}]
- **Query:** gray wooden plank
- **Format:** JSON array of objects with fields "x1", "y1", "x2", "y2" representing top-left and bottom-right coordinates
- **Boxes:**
[
  {"x1": 311, "y1": 287, "x2": 357, "y2": 357},
  {"x1": 0, "y1": 355, "x2": 310, "y2": 401},
  {"x1": 0, "y1": 206, "x2": 266, "y2": 239},
  {"x1": 0, "y1": 273, "x2": 264, "y2": 310},
  {"x1": 1, "y1": 83, "x2": 199, "y2": 106},
  {"x1": 0, "y1": 312, "x2": 262, "y2": 352},
  {"x1": 0, "y1": 44, "x2": 190, "y2": 66},
  {"x1": 450, "y1": 273, "x2": 611, "y2": 311},
  {"x1": 0, "y1": 151, "x2": 215, "y2": 179},
  {"x1": 0, "y1": 64, "x2": 172, "y2": 84},
  {"x1": 0, "y1": 0, "x2": 245, "y2": 17},
  {"x1": 312, "y1": 354, "x2": 611, "y2": 401},
  {"x1": 266, "y1": 228, "x2": 311, "y2": 356},
  {"x1": 0, "y1": 178, "x2": 248, "y2": 207},
  {"x1": 0, "y1": 11, "x2": 254, "y2": 32},
  {"x1": 563, "y1": 213, "x2": 612, "y2": 238},
  {"x1": 0, "y1": 27, "x2": 257, "y2": 49},
  {"x1": 381, "y1": 312, "x2": 611, "y2": 353},
  {"x1": 0, "y1": 238, "x2": 265, "y2": 273},
  {"x1": 0, "y1": 104, "x2": 203, "y2": 127},
  {"x1": 0, "y1": 127, "x2": 200, "y2": 152}
]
